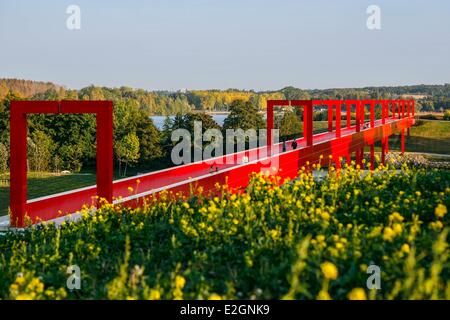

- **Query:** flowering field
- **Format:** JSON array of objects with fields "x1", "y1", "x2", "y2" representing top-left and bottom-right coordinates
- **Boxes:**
[{"x1": 0, "y1": 162, "x2": 449, "y2": 300}]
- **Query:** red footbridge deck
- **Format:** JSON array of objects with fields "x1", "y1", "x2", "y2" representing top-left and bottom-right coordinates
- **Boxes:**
[{"x1": 8, "y1": 99, "x2": 415, "y2": 227}]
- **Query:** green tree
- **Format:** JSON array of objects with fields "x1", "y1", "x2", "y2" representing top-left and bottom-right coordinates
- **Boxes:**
[
  {"x1": 136, "y1": 116, "x2": 164, "y2": 165},
  {"x1": 182, "y1": 112, "x2": 220, "y2": 133},
  {"x1": 278, "y1": 110, "x2": 303, "y2": 139},
  {"x1": 0, "y1": 142, "x2": 8, "y2": 173},
  {"x1": 115, "y1": 132, "x2": 140, "y2": 177},
  {"x1": 28, "y1": 130, "x2": 55, "y2": 172},
  {"x1": 222, "y1": 99, "x2": 265, "y2": 131}
]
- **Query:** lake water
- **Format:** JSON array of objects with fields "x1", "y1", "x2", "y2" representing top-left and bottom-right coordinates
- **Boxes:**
[{"x1": 150, "y1": 115, "x2": 228, "y2": 130}]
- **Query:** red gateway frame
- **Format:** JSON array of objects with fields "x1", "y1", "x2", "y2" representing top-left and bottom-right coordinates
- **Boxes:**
[{"x1": 9, "y1": 100, "x2": 113, "y2": 227}]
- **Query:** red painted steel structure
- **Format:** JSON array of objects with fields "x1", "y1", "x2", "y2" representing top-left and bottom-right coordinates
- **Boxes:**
[
  {"x1": 9, "y1": 101, "x2": 113, "y2": 227},
  {"x1": 8, "y1": 99, "x2": 415, "y2": 228}
]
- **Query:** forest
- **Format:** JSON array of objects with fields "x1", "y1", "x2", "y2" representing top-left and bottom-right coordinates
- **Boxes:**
[{"x1": 1, "y1": 78, "x2": 450, "y2": 175}]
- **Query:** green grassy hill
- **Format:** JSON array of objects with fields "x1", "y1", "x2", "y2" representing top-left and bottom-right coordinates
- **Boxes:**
[
  {"x1": 1, "y1": 164, "x2": 449, "y2": 300},
  {"x1": 390, "y1": 120, "x2": 450, "y2": 155}
]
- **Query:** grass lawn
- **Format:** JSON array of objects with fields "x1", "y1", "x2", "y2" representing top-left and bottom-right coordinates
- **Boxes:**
[
  {"x1": 389, "y1": 120, "x2": 450, "y2": 155},
  {"x1": 0, "y1": 172, "x2": 97, "y2": 217},
  {"x1": 0, "y1": 160, "x2": 170, "y2": 217}
]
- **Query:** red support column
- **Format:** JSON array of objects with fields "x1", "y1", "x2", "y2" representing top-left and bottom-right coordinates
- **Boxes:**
[
  {"x1": 412, "y1": 100, "x2": 415, "y2": 117},
  {"x1": 266, "y1": 101, "x2": 274, "y2": 156},
  {"x1": 401, "y1": 101, "x2": 405, "y2": 156},
  {"x1": 356, "y1": 101, "x2": 361, "y2": 132},
  {"x1": 96, "y1": 103, "x2": 114, "y2": 203},
  {"x1": 346, "y1": 103, "x2": 351, "y2": 128},
  {"x1": 392, "y1": 101, "x2": 396, "y2": 119},
  {"x1": 370, "y1": 101, "x2": 375, "y2": 128},
  {"x1": 335, "y1": 102, "x2": 341, "y2": 138},
  {"x1": 386, "y1": 135, "x2": 389, "y2": 154},
  {"x1": 304, "y1": 101, "x2": 313, "y2": 147},
  {"x1": 335, "y1": 156, "x2": 341, "y2": 171},
  {"x1": 10, "y1": 107, "x2": 28, "y2": 227},
  {"x1": 328, "y1": 103, "x2": 333, "y2": 132},
  {"x1": 360, "y1": 102, "x2": 365, "y2": 128},
  {"x1": 381, "y1": 138, "x2": 386, "y2": 165}
]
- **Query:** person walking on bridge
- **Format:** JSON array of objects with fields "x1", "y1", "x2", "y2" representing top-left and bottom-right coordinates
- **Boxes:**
[{"x1": 291, "y1": 138, "x2": 298, "y2": 150}]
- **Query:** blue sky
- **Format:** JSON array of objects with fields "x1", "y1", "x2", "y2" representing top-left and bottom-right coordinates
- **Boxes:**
[{"x1": 0, "y1": 0, "x2": 449, "y2": 91}]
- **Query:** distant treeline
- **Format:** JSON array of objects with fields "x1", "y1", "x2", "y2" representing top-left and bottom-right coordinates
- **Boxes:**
[
  {"x1": 1, "y1": 79, "x2": 450, "y2": 175},
  {"x1": 2, "y1": 79, "x2": 450, "y2": 115}
]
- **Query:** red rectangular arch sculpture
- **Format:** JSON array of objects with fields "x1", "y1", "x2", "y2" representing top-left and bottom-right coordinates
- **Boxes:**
[{"x1": 9, "y1": 100, "x2": 113, "y2": 227}]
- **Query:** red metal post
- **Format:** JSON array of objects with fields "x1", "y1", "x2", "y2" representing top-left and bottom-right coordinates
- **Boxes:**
[
  {"x1": 392, "y1": 101, "x2": 396, "y2": 119},
  {"x1": 412, "y1": 100, "x2": 415, "y2": 117},
  {"x1": 346, "y1": 102, "x2": 351, "y2": 128},
  {"x1": 335, "y1": 156, "x2": 341, "y2": 171},
  {"x1": 386, "y1": 135, "x2": 389, "y2": 153},
  {"x1": 266, "y1": 101, "x2": 274, "y2": 155},
  {"x1": 9, "y1": 106, "x2": 28, "y2": 227},
  {"x1": 370, "y1": 101, "x2": 375, "y2": 128},
  {"x1": 356, "y1": 101, "x2": 361, "y2": 132},
  {"x1": 328, "y1": 103, "x2": 333, "y2": 132},
  {"x1": 303, "y1": 101, "x2": 313, "y2": 147},
  {"x1": 96, "y1": 103, "x2": 114, "y2": 203},
  {"x1": 360, "y1": 102, "x2": 365, "y2": 128},
  {"x1": 335, "y1": 101, "x2": 341, "y2": 138}
]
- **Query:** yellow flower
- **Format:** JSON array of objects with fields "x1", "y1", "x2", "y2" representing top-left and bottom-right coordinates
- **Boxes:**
[
  {"x1": 435, "y1": 204, "x2": 447, "y2": 218},
  {"x1": 393, "y1": 223, "x2": 403, "y2": 235},
  {"x1": 347, "y1": 288, "x2": 367, "y2": 300},
  {"x1": 316, "y1": 290, "x2": 332, "y2": 300},
  {"x1": 320, "y1": 212, "x2": 330, "y2": 221},
  {"x1": 383, "y1": 227, "x2": 396, "y2": 242},
  {"x1": 149, "y1": 289, "x2": 161, "y2": 300},
  {"x1": 175, "y1": 275, "x2": 186, "y2": 289},
  {"x1": 208, "y1": 293, "x2": 222, "y2": 300},
  {"x1": 269, "y1": 229, "x2": 279, "y2": 240},
  {"x1": 127, "y1": 186, "x2": 134, "y2": 193},
  {"x1": 316, "y1": 235, "x2": 326, "y2": 242},
  {"x1": 430, "y1": 221, "x2": 443, "y2": 231},
  {"x1": 320, "y1": 261, "x2": 338, "y2": 280},
  {"x1": 389, "y1": 212, "x2": 404, "y2": 223},
  {"x1": 401, "y1": 243, "x2": 410, "y2": 254},
  {"x1": 16, "y1": 276, "x2": 26, "y2": 286}
]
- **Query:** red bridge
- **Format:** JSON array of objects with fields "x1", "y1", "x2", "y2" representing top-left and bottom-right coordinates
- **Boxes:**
[{"x1": 8, "y1": 99, "x2": 415, "y2": 227}]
